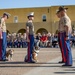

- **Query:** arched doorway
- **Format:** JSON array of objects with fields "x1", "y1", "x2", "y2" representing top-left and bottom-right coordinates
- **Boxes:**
[
  {"x1": 36, "y1": 28, "x2": 48, "y2": 34},
  {"x1": 17, "y1": 29, "x2": 26, "y2": 34}
]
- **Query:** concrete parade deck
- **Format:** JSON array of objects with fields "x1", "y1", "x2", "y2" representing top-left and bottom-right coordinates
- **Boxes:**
[{"x1": 0, "y1": 48, "x2": 75, "y2": 75}]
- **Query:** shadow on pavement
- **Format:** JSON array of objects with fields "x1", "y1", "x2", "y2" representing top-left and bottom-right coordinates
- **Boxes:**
[
  {"x1": 0, "y1": 61, "x2": 59, "y2": 64},
  {"x1": 0, "y1": 61, "x2": 62, "y2": 68},
  {"x1": 54, "y1": 72, "x2": 75, "y2": 74},
  {"x1": 0, "y1": 65, "x2": 61, "y2": 68}
]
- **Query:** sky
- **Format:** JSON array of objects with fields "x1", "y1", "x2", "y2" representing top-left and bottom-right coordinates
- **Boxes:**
[{"x1": 0, "y1": 0, "x2": 75, "y2": 9}]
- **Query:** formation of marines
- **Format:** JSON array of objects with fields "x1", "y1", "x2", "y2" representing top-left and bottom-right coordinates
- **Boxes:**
[{"x1": 0, "y1": 6, "x2": 73, "y2": 67}]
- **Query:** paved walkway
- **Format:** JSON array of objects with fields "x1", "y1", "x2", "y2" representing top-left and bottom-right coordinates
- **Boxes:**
[
  {"x1": 23, "y1": 50, "x2": 75, "y2": 75},
  {"x1": 0, "y1": 48, "x2": 75, "y2": 75}
]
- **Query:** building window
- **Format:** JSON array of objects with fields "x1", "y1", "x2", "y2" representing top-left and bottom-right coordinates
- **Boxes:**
[
  {"x1": 42, "y1": 15, "x2": 47, "y2": 22},
  {"x1": 14, "y1": 16, "x2": 18, "y2": 23}
]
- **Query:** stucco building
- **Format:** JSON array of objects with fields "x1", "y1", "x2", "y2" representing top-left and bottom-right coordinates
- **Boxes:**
[{"x1": 0, "y1": 5, "x2": 75, "y2": 34}]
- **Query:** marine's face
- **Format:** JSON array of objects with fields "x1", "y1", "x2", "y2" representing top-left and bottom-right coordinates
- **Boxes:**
[
  {"x1": 29, "y1": 16, "x2": 34, "y2": 20},
  {"x1": 4, "y1": 15, "x2": 8, "y2": 20},
  {"x1": 60, "y1": 10, "x2": 65, "y2": 17},
  {"x1": 31, "y1": 16, "x2": 34, "y2": 20},
  {"x1": 56, "y1": 12, "x2": 61, "y2": 18}
]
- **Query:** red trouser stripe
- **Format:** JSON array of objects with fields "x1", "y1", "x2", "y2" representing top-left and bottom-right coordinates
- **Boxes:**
[
  {"x1": 27, "y1": 42, "x2": 30, "y2": 61},
  {"x1": 0, "y1": 39, "x2": 2, "y2": 60},
  {"x1": 58, "y1": 32, "x2": 66, "y2": 62}
]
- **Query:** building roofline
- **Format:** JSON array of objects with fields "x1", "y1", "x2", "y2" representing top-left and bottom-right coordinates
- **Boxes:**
[
  {"x1": 0, "y1": 6, "x2": 51, "y2": 10},
  {"x1": 0, "y1": 4, "x2": 75, "y2": 10}
]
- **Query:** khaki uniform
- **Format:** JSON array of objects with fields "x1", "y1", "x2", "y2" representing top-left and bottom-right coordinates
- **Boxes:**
[
  {"x1": 26, "y1": 21, "x2": 34, "y2": 35},
  {"x1": 59, "y1": 14, "x2": 72, "y2": 34},
  {"x1": 0, "y1": 18, "x2": 6, "y2": 32}
]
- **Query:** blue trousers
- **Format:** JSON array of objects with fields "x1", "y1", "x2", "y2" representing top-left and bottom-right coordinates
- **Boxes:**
[
  {"x1": 64, "y1": 33, "x2": 73, "y2": 65},
  {"x1": 62, "y1": 32, "x2": 73, "y2": 65},
  {"x1": 58, "y1": 32, "x2": 72, "y2": 65},
  {"x1": 2, "y1": 32, "x2": 7, "y2": 60},
  {"x1": 0, "y1": 39, "x2": 2, "y2": 60},
  {"x1": 27, "y1": 35, "x2": 34, "y2": 62},
  {"x1": 58, "y1": 32, "x2": 66, "y2": 62}
]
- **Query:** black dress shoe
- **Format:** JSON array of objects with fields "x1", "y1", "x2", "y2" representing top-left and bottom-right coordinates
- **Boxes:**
[
  {"x1": 3, "y1": 59, "x2": 8, "y2": 61},
  {"x1": 62, "y1": 64, "x2": 72, "y2": 67},
  {"x1": 0, "y1": 60, "x2": 3, "y2": 61},
  {"x1": 0, "y1": 59, "x2": 8, "y2": 61},
  {"x1": 58, "y1": 61, "x2": 65, "y2": 63}
]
